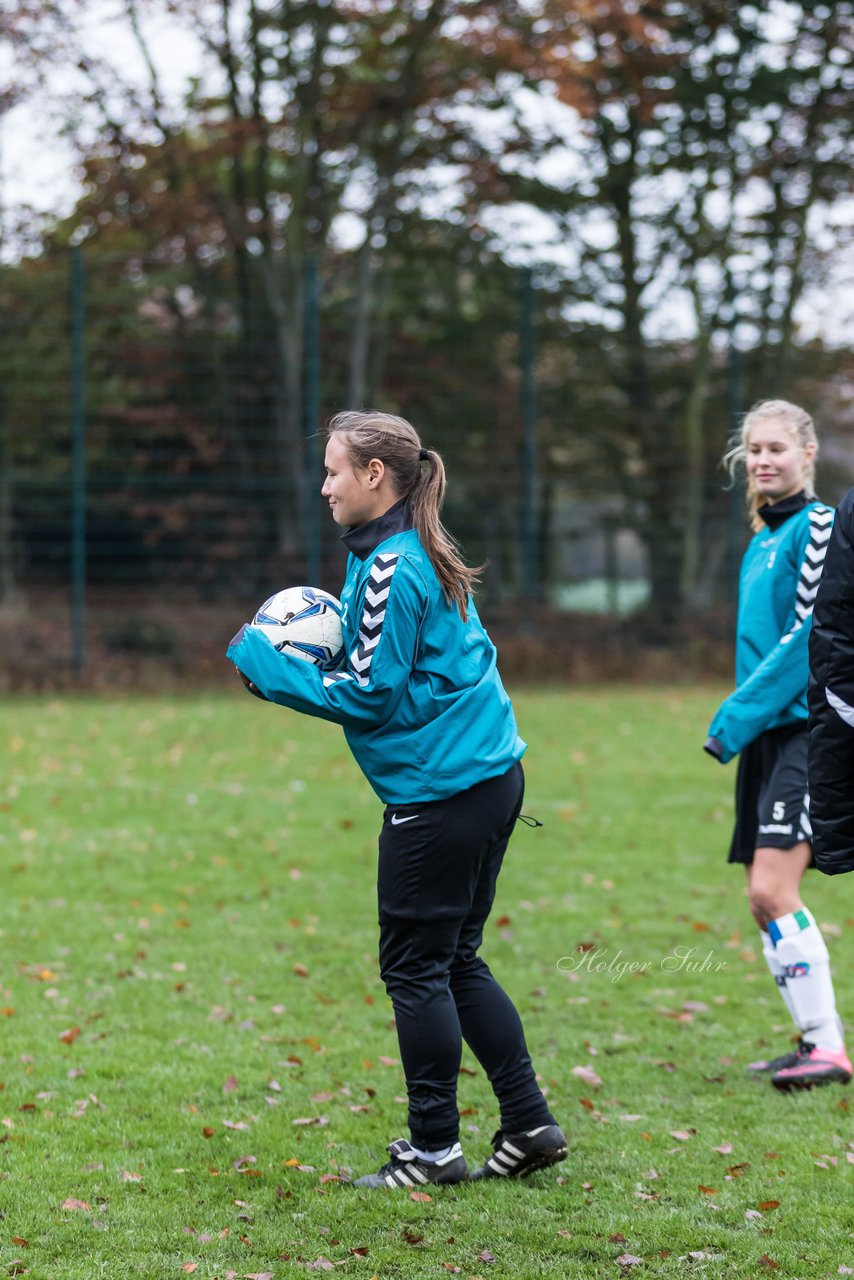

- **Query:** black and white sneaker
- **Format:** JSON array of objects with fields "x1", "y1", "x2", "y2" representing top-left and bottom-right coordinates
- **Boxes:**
[
  {"x1": 470, "y1": 1124, "x2": 567, "y2": 1180},
  {"x1": 352, "y1": 1138, "x2": 468, "y2": 1189}
]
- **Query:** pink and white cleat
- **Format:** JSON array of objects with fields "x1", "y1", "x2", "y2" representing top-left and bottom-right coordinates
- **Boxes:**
[
  {"x1": 746, "y1": 1042, "x2": 806, "y2": 1076},
  {"x1": 771, "y1": 1042, "x2": 852, "y2": 1091}
]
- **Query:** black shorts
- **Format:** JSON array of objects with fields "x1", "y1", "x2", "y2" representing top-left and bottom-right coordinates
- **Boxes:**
[{"x1": 728, "y1": 724, "x2": 812, "y2": 865}]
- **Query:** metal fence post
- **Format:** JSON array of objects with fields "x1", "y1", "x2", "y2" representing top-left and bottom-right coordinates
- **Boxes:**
[
  {"x1": 0, "y1": 396, "x2": 13, "y2": 607},
  {"x1": 70, "y1": 246, "x2": 87, "y2": 674},
  {"x1": 303, "y1": 253, "x2": 321, "y2": 585},
  {"x1": 519, "y1": 267, "x2": 540, "y2": 600}
]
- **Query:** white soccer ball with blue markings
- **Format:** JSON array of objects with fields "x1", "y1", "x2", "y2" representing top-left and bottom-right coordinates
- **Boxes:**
[{"x1": 251, "y1": 586, "x2": 345, "y2": 673}]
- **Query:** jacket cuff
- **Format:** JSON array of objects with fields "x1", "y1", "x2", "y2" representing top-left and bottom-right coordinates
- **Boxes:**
[
  {"x1": 704, "y1": 735, "x2": 724, "y2": 760},
  {"x1": 229, "y1": 622, "x2": 250, "y2": 650}
]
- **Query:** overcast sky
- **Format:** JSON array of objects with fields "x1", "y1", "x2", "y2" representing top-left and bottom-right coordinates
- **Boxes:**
[{"x1": 2, "y1": 2, "x2": 852, "y2": 346}]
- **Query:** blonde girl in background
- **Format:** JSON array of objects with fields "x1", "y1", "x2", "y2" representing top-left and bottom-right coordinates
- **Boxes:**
[{"x1": 705, "y1": 400, "x2": 850, "y2": 1089}]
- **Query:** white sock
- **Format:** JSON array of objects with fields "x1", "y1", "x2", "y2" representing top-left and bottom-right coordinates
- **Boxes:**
[
  {"x1": 760, "y1": 930, "x2": 797, "y2": 1023},
  {"x1": 411, "y1": 1141, "x2": 462, "y2": 1164},
  {"x1": 769, "y1": 908, "x2": 845, "y2": 1052}
]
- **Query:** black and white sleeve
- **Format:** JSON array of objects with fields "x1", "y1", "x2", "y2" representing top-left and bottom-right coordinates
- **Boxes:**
[{"x1": 808, "y1": 488, "x2": 854, "y2": 874}]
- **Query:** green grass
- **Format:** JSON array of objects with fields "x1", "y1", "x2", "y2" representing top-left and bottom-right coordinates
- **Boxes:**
[{"x1": 2, "y1": 686, "x2": 854, "y2": 1279}]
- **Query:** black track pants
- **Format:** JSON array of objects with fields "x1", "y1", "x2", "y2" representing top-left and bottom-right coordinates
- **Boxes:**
[{"x1": 377, "y1": 762, "x2": 556, "y2": 1149}]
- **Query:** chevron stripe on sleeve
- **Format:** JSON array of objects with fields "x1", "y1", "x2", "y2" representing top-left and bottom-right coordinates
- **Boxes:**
[
  {"x1": 795, "y1": 505, "x2": 834, "y2": 624},
  {"x1": 321, "y1": 552, "x2": 400, "y2": 690},
  {"x1": 350, "y1": 553, "x2": 399, "y2": 685}
]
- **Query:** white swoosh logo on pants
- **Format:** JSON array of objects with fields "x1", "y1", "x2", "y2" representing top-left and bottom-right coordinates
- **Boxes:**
[{"x1": 390, "y1": 813, "x2": 420, "y2": 825}]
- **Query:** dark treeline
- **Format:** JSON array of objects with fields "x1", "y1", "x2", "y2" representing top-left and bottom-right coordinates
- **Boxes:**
[{"x1": 2, "y1": 0, "x2": 854, "y2": 635}]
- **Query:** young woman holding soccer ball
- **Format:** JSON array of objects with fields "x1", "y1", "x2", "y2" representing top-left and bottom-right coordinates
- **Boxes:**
[
  {"x1": 228, "y1": 410, "x2": 565, "y2": 1188},
  {"x1": 705, "y1": 399, "x2": 850, "y2": 1090}
]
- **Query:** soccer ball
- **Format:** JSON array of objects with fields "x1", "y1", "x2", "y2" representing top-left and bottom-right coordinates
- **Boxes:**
[{"x1": 251, "y1": 586, "x2": 345, "y2": 672}]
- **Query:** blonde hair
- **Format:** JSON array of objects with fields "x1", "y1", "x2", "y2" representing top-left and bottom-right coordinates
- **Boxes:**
[
  {"x1": 723, "y1": 399, "x2": 818, "y2": 531},
  {"x1": 326, "y1": 410, "x2": 481, "y2": 619}
]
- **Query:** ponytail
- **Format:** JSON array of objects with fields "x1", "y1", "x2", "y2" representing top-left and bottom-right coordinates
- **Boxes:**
[{"x1": 326, "y1": 411, "x2": 482, "y2": 619}]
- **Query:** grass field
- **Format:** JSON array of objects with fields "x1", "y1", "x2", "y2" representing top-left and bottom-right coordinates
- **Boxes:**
[{"x1": 2, "y1": 686, "x2": 854, "y2": 1279}]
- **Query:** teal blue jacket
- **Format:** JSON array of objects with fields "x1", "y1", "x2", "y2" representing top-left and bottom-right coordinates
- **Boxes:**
[
  {"x1": 226, "y1": 501, "x2": 525, "y2": 804},
  {"x1": 706, "y1": 493, "x2": 833, "y2": 764}
]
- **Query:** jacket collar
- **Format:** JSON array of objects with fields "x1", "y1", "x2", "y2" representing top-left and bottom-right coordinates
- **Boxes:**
[
  {"x1": 341, "y1": 498, "x2": 413, "y2": 561},
  {"x1": 758, "y1": 490, "x2": 809, "y2": 531}
]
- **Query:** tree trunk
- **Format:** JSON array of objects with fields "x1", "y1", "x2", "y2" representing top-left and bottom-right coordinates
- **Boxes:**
[
  {"x1": 0, "y1": 410, "x2": 15, "y2": 606},
  {"x1": 640, "y1": 498, "x2": 684, "y2": 636},
  {"x1": 267, "y1": 254, "x2": 307, "y2": 567},
  {"x1": 604, "y1": 114, "x2": 683, "y2": 629},
  {"x1": 348, "y1": 236, "x2": 377, "y2": 408},
  {"x1": 679, "y1": 323, "x2": 714, "y2": 606}
]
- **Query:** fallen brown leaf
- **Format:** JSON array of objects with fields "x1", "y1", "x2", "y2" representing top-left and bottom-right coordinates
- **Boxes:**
[{"x1": 571, "y1": 1065, "x2": 603, "y2": 1087}]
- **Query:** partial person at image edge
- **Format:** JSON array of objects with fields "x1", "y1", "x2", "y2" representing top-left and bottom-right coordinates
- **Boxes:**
[
  {"x1": 703, "y1": 399, "x2": 851, "y2": 1092},
  {"x1": 808, "y1": 483, "x2": 854, "y2": 876}
]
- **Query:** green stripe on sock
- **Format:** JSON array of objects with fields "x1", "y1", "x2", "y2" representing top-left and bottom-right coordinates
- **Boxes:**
[{"x1": 794, "y1": 909, "x2": 810, "y2": 931}]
